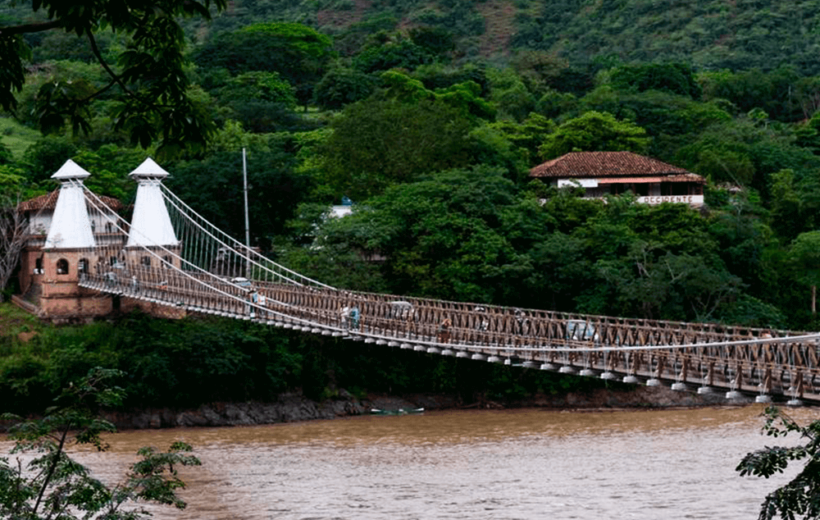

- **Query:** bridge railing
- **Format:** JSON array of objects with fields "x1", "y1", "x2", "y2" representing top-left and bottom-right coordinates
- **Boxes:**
[
  {"x1": 240, "y1": 284, "x2": 819, "y2": 398},
  {"x1": 79, "y1": 258, "x2": 820, "y2": 400},
  {"x1": 73, "y1": 179, "x2": 820, "y2": 401}
]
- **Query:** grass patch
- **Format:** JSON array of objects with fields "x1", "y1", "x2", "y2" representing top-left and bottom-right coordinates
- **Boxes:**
[
  {"x1": 0, "y1": 301, "x2": 45, "y2": 341},
  {"x1": 0, "y1": 116, "x2": 41, "y2": 159}
]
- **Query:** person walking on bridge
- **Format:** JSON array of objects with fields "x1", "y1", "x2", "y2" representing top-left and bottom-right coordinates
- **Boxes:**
[{"x1": 437, "y1": 318, "x2": 452, "y2": 344}]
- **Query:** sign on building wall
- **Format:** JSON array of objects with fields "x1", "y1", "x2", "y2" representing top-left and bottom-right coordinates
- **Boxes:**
[{"x1": 637, "y1": 195, "x2": 704, "y2": 205}]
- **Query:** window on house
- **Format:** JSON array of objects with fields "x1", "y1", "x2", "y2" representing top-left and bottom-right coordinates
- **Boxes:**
[
  {"x1": 56, "y1": 259, "x2": 69, "y2": 275},
  {"x1": 162, "y1": 255, "x2": 173, "y2": 268},
  {"x1": 141, "y1": 256, "x2": 151, "y2": 267},
  {"x1": 78, "y1": 258, "x2": 89, "y2": 274}
]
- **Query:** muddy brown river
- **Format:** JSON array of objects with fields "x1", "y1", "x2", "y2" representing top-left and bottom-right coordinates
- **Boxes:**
[{"x1": 4, "y1": 405, "x2": 820, "y2": 519}]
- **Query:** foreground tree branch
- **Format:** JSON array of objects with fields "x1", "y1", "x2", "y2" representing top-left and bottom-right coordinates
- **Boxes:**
[
  {"x1": 0, "y1": 0, "x2": 226, "y2": 156},
  {"x1": 0, "y1": 20, "x2": 63, "y2": 36},
  {"x1": 0, "y1": 368, "x2": 202, "y2": 519},
  {"x1": 0, "y1": 194, "x2": 27, "y2": 302},
  {"x1": 738, "y1": 406, "x2": 820, "y2": 520},
  {"x1": 85, "y1": 28, "x2": 149, "y2": 109}
]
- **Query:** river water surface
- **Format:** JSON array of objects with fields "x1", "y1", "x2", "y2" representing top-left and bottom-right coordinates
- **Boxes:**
[{"x1": 5, "y1": 405, "x2": 820, "y2": 519}]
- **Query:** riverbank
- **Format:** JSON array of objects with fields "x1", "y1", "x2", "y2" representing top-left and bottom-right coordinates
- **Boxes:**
[{"x1": 102, "y1": 384, "x2": 731, "y2": 430}]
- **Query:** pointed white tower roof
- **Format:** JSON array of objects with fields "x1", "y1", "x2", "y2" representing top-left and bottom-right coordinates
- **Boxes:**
[
  {"x1": 127, "y1": 158, "x2": 178, "y2": 248},
  {"x1": 51, "y1": 158, "x2": 91, "y2": 180},
  {"x1": 44, "y1": 159, "x2": 95, "y2": 249},
  {"x1": 129, "y1": 157, "x2": 170, "y2": 179}
]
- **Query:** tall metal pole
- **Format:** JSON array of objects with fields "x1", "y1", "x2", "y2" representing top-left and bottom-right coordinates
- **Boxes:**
[{"x1": 243, "y1": 148, "x2": 250, "y2": 278}]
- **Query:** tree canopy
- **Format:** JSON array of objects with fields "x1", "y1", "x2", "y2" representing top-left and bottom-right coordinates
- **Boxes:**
[
  {"x1": 789, "y1": 231, "x2": 820, "y2": 317},
  {"x1": 0, "y1": 0, "x2": 226, "y2": 156},
  {"x1": 192, "y1": 22, "x2": 334, "y2": 108},
  {"x1": 538, "y1": 111, "x2": 650, "y2": 159},
  {"x1": 319, "y1": 98, "x2": 474, "y2": 200}
]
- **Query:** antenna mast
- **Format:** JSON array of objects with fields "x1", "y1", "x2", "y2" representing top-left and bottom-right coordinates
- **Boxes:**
[{"x1": 242, "y1": 148, "x2": 250, "y2": 278}]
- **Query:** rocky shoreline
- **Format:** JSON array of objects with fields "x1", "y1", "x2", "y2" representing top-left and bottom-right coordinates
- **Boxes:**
[{"x1": 103, "y1": 385, "x2": 734, "y2": 430}]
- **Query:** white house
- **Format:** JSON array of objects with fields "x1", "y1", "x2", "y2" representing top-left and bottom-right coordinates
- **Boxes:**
[{"x1": 530, "y1": 151, "x2": 705, "y2": 206}]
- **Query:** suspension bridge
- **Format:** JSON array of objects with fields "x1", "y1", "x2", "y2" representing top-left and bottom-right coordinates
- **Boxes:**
[{"x1": 25, "y1": 158, "x2": 820, "y2": 405}]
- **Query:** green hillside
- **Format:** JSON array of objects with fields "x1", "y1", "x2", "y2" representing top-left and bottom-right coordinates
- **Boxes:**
[
  {"x1": 0, "y1": 117, "x2": 42, "y2": 159},
  {"x1": 189, "y1": 0, "x2": 820, "y2": 72},
  {"x1": 514, "y1": 1, "x2": 820, "y2": 73},
  {"x1": 3, "y1": 0, "x2": 820, "y2": 68}
]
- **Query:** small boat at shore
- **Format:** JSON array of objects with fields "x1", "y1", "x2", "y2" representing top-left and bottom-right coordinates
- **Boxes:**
[{"x1": 370, "y1": 407, "x2": 424, "y2": 415}]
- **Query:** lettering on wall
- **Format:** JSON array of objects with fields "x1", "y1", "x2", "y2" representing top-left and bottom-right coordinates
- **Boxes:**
[{"x1": 637, "y1": 195, "x2": 704, "y2": 205}]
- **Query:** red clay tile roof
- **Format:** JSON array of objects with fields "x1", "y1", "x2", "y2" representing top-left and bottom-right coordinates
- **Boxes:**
[
  {"x1": 17, "y1": 191, "x2": 59, "y2": 212},
  {"x1": 530, "y1": 151, "x2": 700, "y2": 180},
  {"x1": 18, "y1": 190, "x2": 124, "y2": 212}
]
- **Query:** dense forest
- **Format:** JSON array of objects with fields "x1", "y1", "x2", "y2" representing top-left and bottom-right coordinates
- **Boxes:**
[{"x1": 2, "y1": 0, "x2": 820, "y2": 410}]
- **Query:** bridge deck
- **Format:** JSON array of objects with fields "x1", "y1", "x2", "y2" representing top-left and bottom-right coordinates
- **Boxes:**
[{"x1": 79, "y1": 265, "x2": 820, "y2": 404}]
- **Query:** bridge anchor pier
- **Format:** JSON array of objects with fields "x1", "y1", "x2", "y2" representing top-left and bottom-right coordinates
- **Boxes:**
[{"x1": 725, "y1": 390, "x2": 743, "y2": 400}]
